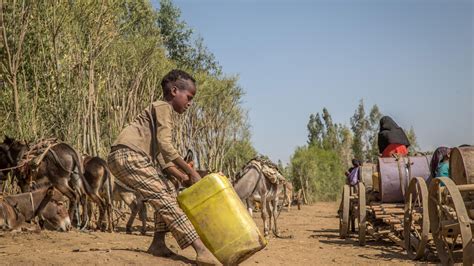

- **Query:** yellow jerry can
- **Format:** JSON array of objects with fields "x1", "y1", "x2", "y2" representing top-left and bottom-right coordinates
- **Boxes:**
[{"x1": 177, "y1": 173, "x2": 267, "y2": 265}]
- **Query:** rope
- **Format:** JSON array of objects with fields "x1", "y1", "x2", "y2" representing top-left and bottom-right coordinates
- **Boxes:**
[{"x1": 0, "y1": 162, "x2": 26, "y2": 172}]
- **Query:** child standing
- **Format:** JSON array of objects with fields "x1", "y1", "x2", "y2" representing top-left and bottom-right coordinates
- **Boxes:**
[{"x1": 107, "y1": 69, "x2": 218, "y2": 265}]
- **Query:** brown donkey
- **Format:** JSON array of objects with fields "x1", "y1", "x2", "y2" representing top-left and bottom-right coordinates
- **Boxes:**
[{"x1": 0, "y1": 186, "x2": 70, "y2": 231}]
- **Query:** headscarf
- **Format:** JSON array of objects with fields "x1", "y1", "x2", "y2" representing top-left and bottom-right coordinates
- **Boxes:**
[
  {"x1": 377, "y1": 116, "x2": 411, "y2": 153},
  {"x1": 429, "y1": 146, "x2": 450, "y2": 177}
]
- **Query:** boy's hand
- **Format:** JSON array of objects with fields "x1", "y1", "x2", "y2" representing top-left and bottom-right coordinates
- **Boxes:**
[
  {"x1": 173, "y1": 157, "x2": 202, "y2": 186},
  {"x1": 189, "y1": 174, "x2": 201, "y2": 185}
]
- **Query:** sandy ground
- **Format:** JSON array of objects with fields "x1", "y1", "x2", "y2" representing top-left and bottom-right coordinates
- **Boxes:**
[{"x1": 0, "y1": 202, "x2": 419, "y2": 265}]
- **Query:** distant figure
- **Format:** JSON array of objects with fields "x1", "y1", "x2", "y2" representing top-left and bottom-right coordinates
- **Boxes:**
[
  {"x1": 429, "y1": 146, "x2": 450, "y2": 178},
  {"x1": 435, "y1": 153, "x2": 450, "y2": 178},
  {"x1": 345, "y1": 159, "x2": 361, "y2": 186},
  {"x1": 378, "y1": 116, "x2": 410, "y2": 157}
]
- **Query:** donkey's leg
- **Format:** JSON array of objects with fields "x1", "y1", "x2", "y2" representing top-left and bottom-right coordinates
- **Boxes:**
[
  {"x1": 272, "y1": 199, "x2": 280, "y2": 235},
  {"x1": 80, "y1": 194, "x2": 90, "y2": 230},
  {"x1": 138, "y1": 200, "x2": 147, "y2": 235},
  {"x1": 287, "y1": 192, "x2": 292, "y2": 212},
  {"x1": 96, "y1": 197, "x2": 106, "y2": 232},
  {"x1": 246, "y1": 199, "x2": 254, "y2": 218},
  {"x1": 261, "y1": 196, "x2": 269, "y2": 237},
  {"x1": 266, "y1": 200, "x2": 273, "y2": 233},
  {"x1": 120, "y1": 192, "x2": 137, "y2": 234},
  {"x1": 86, "y1": 200, "x2": 94, "y2": 229},
  {"x1": 126, "y1": 201, "x2": 139, "y2": 234},
  {"x1": 55, "y1": 181, "x2": 80, "y2": 227}
]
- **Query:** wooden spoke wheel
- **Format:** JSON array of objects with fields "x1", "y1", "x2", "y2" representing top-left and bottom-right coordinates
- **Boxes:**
[
  {"x1": 358, "y1": 181, "x2": 366, "y2": 246},
  {"x1": 339, "y1": 184, "x2": 350, "y2": 238},
  {"x1": 428, "y1": 177, "x2": 473, "y2": 265},
  {"x1": 404, "y1": 176, "x2": 429, "y2": 260}
]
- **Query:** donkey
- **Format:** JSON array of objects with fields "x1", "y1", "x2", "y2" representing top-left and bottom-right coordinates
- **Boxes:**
[
  {"x1": 233, "y1": 162, "x2": 286, "y2": 238},
  {"x1": 113, "y1": 180, "x2": 147, "y2": 235},
  {"x1": 6, "y1": 139, "x2": 105, "y2": 229},
  {"x1": 0, "y1": 136, "x2": 28, "y2": 186},
  {"x1": 0, "y1": 186, "x2": 71, "y2": 231},
  {"x1": 282, "y1": 181, "x2": 293, "y2": 212},
  {"x1": 83, "y1": 156, "x2": 114, "y2": 232}
]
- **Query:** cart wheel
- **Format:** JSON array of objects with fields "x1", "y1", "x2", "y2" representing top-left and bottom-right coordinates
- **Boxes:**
[
  {"x1": 339, "y1": 184, "x2": 350, "y2": 238},
  {"x1": 404, "y1": 176, "x2": 429, "y2": 260},
  {"x1": 428, "y1": 177, "x2": 473, "y2": 265},
  {"x1": 358, "y1": 182, "x2": 366, "y2": 246}
]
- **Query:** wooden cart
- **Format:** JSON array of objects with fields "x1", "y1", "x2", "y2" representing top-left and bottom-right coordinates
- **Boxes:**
[
  {"x1": 338, "y1": 156, "x2": 432, "y2": 259},
  {"x1": 427, "y1": 146, "x2": 474, "y2": 265}
]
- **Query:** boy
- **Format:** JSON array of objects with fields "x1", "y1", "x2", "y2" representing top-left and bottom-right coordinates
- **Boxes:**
[{"x1": 107, "y1": 69, "x2": 218, "y2": 265}]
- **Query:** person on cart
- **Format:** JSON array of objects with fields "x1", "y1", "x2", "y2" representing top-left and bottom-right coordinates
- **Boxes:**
[{"x1": 377, "y1": 116, "x2": 410, "y2": 157}]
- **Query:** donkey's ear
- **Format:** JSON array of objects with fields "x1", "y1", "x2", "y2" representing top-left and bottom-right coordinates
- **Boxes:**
[{"x1": 3, "y1": 135, "x2": 13, "y2": 145}]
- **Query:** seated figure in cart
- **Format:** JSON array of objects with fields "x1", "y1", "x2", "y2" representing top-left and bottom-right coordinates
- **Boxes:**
[{"x1": 378, "y1": 116, "x2": 410, "y2": 158}]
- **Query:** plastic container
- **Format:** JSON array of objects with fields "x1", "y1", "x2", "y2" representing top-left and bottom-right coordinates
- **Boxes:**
[{"x1": 177, "y1": 173, "x2": 267, "y2": 265}]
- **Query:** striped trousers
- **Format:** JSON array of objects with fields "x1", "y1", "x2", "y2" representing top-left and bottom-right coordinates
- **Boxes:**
[{"x1": 107, "y1": 147, "x2": 198, "y2": 249}]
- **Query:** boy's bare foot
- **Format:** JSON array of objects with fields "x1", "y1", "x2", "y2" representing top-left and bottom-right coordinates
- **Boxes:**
[
  {"x1": 192, "y1": 238, "x2": 220, "y2": 265},
  {"x1": 196, "y1": 253, "x2": 219, "y2": 266},
  {"x1": 147, "y1": 232, "x2": 175, "y2": 257}
]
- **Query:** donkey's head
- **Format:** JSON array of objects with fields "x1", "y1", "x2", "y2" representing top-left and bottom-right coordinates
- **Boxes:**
[{"x1": 39, "y1": 188, "x2": 71, "y2": 232}]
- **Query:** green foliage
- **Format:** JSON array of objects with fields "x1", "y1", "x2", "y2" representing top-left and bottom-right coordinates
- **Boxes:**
[
  {"x1": 307, "y1": 113, "x2": 324, "y2": 147},
  {"x1": 290, "y1": 145, "x2": 345, "y2": 202},
  {"x1": 367, "y1": 104, "x2": 382, "y2": 162},
  {"x1": 350, "y1": 99, "x2": 368, "y2": 161},
  {"x1": 0, "y1": 0, "x2": 254, "y2": 177},
  {"x1": 157, "y1": 0, "x2": 221, "y2": 75},
  {"x1": 406, "y1": 126, "x2": 419, "y2": 154}
]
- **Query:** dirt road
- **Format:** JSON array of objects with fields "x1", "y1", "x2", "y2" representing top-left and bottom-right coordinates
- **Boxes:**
[{"x1": 0, "y1": 202, "x2": 414, "y2": 265}]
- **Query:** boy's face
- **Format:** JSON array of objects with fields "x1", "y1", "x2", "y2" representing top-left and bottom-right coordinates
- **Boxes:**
[{"x1": 170, "y1": 79, "x2": 196, "y2": 114}]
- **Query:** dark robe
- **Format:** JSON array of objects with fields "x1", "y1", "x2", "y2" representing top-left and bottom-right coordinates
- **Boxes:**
[{"x1": 377, "y1": 116, "x2": 411, "y2": 153}]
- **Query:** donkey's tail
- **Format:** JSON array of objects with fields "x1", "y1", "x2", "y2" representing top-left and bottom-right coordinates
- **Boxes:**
[{"x1": 68, "y1": 146, "x2": 97, "y2": 200}]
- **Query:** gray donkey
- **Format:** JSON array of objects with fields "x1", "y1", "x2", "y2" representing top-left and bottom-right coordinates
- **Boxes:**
[{"x1": 233, "y1": 161, "x2": 287, "y2": 238}]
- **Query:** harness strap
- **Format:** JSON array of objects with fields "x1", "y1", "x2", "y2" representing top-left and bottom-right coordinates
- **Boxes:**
[
  {"x1": 29, "y1": 192, "x2": 35, "y2": 214},
  {"x1": 249, "y1": 165, "x2": 264, "y2": 197}
]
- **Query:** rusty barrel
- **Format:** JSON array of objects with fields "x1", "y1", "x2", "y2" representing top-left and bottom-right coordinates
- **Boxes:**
[
  {"x1": 450, "y1": 146, "x2": 474, "y2": 185},
  {"x1": 378, "y1": 155, "x2": 431, "y2": 203},
  {"x1": 360, "y1": 163, "x2": 375, "y2": 190}
]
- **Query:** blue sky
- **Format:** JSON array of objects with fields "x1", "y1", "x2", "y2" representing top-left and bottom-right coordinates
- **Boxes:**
[{"x1": 153, "y1": 0, "x2": 473, "y2": 164}]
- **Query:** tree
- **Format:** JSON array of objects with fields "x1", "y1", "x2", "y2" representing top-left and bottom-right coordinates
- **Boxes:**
[
  {"x1": 157, "y1": 0, "x2": 221, "y2": 75},
  {"x1": 350, "y1": 99, "x2": 369, "y2": 161},
  {"x1": 0, "y1": 0, "x2": 31, "y2": 137},
  {"x1": 321, "y1": 108, "x2": 337, "y2": 150},
  {"x1": 307, "y1": 113, "x2": 324, "y2": 147},
  {"x1": 156, "y1": 0, "x2": 193, "y2": 65},
  {"x1": 406, "y1": 126, "x2": 420, "y2": 154},
  {"x1": 0, "y1": 1, "x2": 254, "y2": 178},
  {"x1": 367, "y1": 104, "x2": 382, "y2": 162},
  {"x1": 290, "y1": 145, "x2": 344, "y2": 202},
  {"x1": 337, "y1": 125, "x2": 353, "y2": 166}
]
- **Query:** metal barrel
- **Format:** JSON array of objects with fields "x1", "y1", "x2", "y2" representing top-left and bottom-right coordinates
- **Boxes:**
[
  {"x1": 360, "y1": 163, "x2": 375, "y2": 190},
  {"x1": 450, "y1": 146, "x2": 474, "y2": 185},
  {"x1": 378, "y1": 155, "x2": 432, "y2": 203}
]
